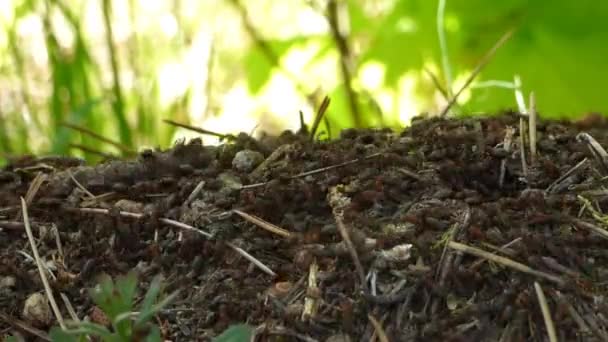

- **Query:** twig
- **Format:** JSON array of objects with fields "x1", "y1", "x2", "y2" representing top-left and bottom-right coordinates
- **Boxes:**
[
  {"x1": 185, "y1": 180, "x2": 206, "y2": 205},
  {"x1": 68, "y1": 144, "x2": 116, "y2": 159},
  {"x1": 61, "y1": 121, "x2": 134, "y2": 155},
  {"x1": 21, "y1": 198, "x2": 66, "y2": 329},
  {"x1": 470, "y1": 237, "x2": 522, "y2": 270},
  {"x1": 225, "y1": 241, "x2": 276, "y2": 277},
  {"x1": 310, "y1": 96, "x2": 331, "y2": 141},
  {"x1": 439, "y1": 28, "x2": 515, "y2": 117},
  {"x1": 15, "y1": 172, "x2": 46, "y2": 221},
  {"x1": 546, "y1": 158, "x2": 587, "y2": 193},
  {"x1": 162, "y1": 119, "x2": 233, "y2": 140},
  {"x1": 232, "y1": 209, "x2": 291, "y2": 239},
  {"x1": 60, "y1": 293, "x2": 80, "y2": 323},
  {"x1": 67, "y1": 170, "x2": 95, "y2": 198},
  {"x1": 577, "y1": 133, "x2": 608, "y2": 175},
  {"x1": 448, "y1": 241, "x2": 565, "y2": 286},
  {"x1": 326, "y1": 0, "x2": 361, "y2": 127},
  {"x1": 534, "y1": 282, "x2": 558, "y2": 342},
  {"x1": 328, "y1": 187, "x2": 367, "y2": 291}
]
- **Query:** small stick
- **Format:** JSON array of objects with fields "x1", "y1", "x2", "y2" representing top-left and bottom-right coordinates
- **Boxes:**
[
  {"x1": 185, "y1": 180, "x2": 206, "y2": 205},
  {"x1": 546, "y1": 158, "x2": 587, "y2": 193},
  {"x1": 162, "y1": 119, "x2": 234, "y2": 140},
  {"x1": 470, "y1": 237, "x2": 522, "y2": 270},
  {"x1": 439, "y1": 28, "x2": 515, "y2": 117},
  {"x1": 62, "y1": 122, "x2": 134, "y2": 155},
  {"x1": 534, "y1": 282, "x2": 558, "y2": 342},
  {"x1": 448, "y1": 241, "x2": 565, "y2": 286},
  {"x1": 310, "y1": 96, "x2": 331, "y2": 141},
  {"x1": 225, "y1": 241, "x2": 276, "y2": 277},
  {"x1": 328, "y1": 187, "x2": 367, "y2": 291},
  {"x1": 21, "y1": 198, "x2": 66, "y2": 329},
  {"x1": 529, "y1": 92, "x2": 537, "y2": 163},
  {"x1": 68, "y1": 144, "x2": 116, "y2": 159},
  {"x1": 15, "y1": 172, "x2": 46, "y2": 221},
  {"x1": 577, "y1": 133, "x2": 608, "y2": 175},
  {"x1": 59, "y1": 293, "x2": 80, "y2": 323},
  {"x1": 67, "y1": 170, "x2": 95, "y2": 198},
  {"x1": 232, "y1": 209, "x2": 291, "y2": 239}
]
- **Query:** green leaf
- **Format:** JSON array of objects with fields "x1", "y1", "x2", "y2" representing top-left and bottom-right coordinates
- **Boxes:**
[
  {"x1": 243, "y1": 36, "x2": 313, "y2": 94},
  {"x1": 135, "y1": 290, "x2": 179, "y2": 327},
  {"x1": 213, "y1": 324, "x2": 255, "y2": 342}
]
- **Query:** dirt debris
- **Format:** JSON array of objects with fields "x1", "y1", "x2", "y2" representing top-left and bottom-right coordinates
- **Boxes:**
[{"x1": 3, "y1": 112, "x2": 608, "y2": 341}]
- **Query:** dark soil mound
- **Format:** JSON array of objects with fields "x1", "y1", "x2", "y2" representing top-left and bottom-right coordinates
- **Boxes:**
[{"x1": 2, "y1": 113, "x2": 608, "y2": 341}]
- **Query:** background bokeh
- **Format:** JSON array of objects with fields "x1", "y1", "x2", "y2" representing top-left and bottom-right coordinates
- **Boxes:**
[{"x1": 1, "y1": 0, "x2": 607, "y2": 163}]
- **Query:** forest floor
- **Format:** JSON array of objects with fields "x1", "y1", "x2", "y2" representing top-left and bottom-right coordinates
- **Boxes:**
[{"x1": 2, "y1": 112, "x2": 608, "y2": 341}]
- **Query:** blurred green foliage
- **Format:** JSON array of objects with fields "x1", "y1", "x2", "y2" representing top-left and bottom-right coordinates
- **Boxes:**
[{"x1": 1, "y1": 0, "x2": 607, "y2": 164}]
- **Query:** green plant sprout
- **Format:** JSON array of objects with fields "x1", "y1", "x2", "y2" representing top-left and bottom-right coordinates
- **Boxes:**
[{"x1": 49, "y1": 272, "x2": 179, "y2": 342}]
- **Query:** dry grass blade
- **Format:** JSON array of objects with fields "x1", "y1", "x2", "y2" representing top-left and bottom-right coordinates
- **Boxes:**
[
  {"x1": 21, "y1": 197, "x2": 66, "y2": 329},
  {"x1": 368, "y1": 314, "x2": 390, "y2": 342},
  {"x1": 534, "y1": 282, "x2": 557, "y2": 342},
  {"x1": 232, "y1": 209, "x2": 291, "y2": 239},
  {"x1": 528, "y1": 92, "x2": 537, "y2": 163},
  {"x1": 67, "y1": 169, "x2": 94, "y2": 198},
  {"x1": 571, "y1": 219, "x2": 608, "y2": 240},
  {"x1": 302, "y1": 259, "x2": 319, "y2": 321},
  {"x1": 577, "y1": 133, "x2": 608, "y2": 175},
  {"x1": 310, "y1": 96, "x2": 331, "y2": 140},
  {"x1": 439, "y1": 28, "x2": 515, "y2": 117},
  {"x1": 448, "y1": 241, "x2": 565, "y2": 286}
]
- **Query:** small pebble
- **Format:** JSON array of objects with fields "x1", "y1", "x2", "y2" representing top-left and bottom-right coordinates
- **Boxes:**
[{"x1": 232, "y1": 149, "x2": 264, "y2": 173}]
